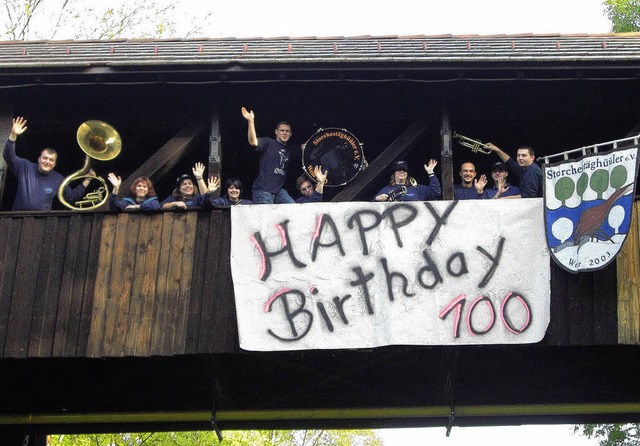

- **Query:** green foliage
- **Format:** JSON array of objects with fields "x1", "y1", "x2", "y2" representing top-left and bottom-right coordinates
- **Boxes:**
[
  {"x1": 604, "y1": 0, "x2": 640, "y2": 32},
  {"x1": 554, "y1": 177, "x2": 576, "y2": 205},
  {"x1": 49, "y1": 429, "x2": 383, "y2": 446},
  {"x1": 1, "y1": 0, "x2": 212, "y2": 40},
  {"x1": 590, "y1": 169, "x2": 610, "y2": 199},
  {"x1": 610, "y1": 165, "x2": 628, "y2": 189},
  {"x1": 577, "y1": 172, "x2": 589, "y2": 198},
  {"x1": 577, "y1": 423, "x2": 640, "y2": 445}
]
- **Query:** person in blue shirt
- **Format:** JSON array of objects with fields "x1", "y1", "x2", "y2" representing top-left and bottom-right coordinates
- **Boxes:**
[
  {"x1": 373, "y1": 159, "x2": 441, "y2": 202},
  {"x1": 161, "y1": 171, "x2": 207, "y2": 210},
  {"x1": 241, "y1": 106, "x2": 300, "y2": 204},
  {"x1": 485, "y1": 142, "x2": 543, "y2": 198},
  {"x1": 485, "y1": 161, "x2": 521, "y2": 199},
  {"x1": 295, "y1": 165, "x2": 327, "y2": 203},
  {"x1": 107, "y1": 173, "x2": 160, "y2": 211},
  {"x1": 454, "y1": 162, "x2": 488, "y2": 200},
  {"x1": 207, "y1": 177, "x2": 253, "y2": 206},
  {"x1": 3, "y1": 116, "x2": 92, "y2": 211}
]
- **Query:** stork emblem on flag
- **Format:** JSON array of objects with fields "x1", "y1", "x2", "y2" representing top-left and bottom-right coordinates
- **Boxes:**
[{"x1": 543, "y1": 136, "x2": 640, "y2": 273}]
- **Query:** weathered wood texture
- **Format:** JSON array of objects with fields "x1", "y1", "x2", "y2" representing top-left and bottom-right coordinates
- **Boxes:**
[
  {"x1": 0, "y1": 210, "x2": 236, "y2": 359},
  {"x1": 0, "y1": 207, "x2": 623, "y2": 360},
  {"x1": 618, "y1": 200, "x2": 640, "y2": 344}
]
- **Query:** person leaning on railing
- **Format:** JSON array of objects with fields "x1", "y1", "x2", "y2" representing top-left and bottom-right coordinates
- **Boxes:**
[
  {"x1": 161, "y1": 163, "x2": 210, "y2": 210},
  {"x1": 107, "y1": 173, "x2": 160, "y2": 211},
  {"x1": 295, "y1": 165, "x2": 327, "y2": 204},
  {"x1": 485, "y1": 142, "x2": 543, "y2": 198},
  {"x1": 374, "y1": 159, "x2": 441, "y2": 202},
  {"x1": 205, "y1": 177, "x2": 253, "y2": 207}
]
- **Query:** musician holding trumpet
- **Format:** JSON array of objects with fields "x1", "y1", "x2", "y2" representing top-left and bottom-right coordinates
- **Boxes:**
[{"x1": 374, "y1": 159, "x2": 441, "y2": 202}]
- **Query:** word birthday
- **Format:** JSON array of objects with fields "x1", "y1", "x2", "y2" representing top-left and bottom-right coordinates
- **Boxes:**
[{"x1": 230, "y1": 200, "x2": 550, "y2": 351}]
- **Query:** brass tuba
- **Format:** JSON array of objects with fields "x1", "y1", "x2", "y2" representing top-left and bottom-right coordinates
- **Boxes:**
[{"x1": 58, "y1": 120, "x2": 122, "y2": 211}]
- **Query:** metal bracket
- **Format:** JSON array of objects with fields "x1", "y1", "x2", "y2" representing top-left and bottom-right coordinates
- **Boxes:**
[{"x1": 211, "y1": 400, "x2": 223, "y2": 442}]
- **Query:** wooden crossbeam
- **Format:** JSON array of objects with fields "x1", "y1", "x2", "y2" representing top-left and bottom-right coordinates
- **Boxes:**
[
  {"x1": 331, "y1": 112, "x2": 436, "y2": 202},
  {"x1": 118, "y1": 119, "x2": 208, "y2": 197}
]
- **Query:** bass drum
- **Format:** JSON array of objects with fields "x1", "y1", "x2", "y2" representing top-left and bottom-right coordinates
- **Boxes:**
[{"x1": 302, "y1": 128, "x2": 365, "y2": 187}]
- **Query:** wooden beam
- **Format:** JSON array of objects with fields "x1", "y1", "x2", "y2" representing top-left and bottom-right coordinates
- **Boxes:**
[
  {"x1": 617, "y1": 120, "x2": 640, "y2": 345},
  {"x1": 208, "y1": 110, "x2": 222, "y2": 199},
  {"x1": 331, "y1": 112, "x2": 436, "y2": 202},
  {"x1": 0, "y1": 104, "x2": 14, "y2": 209},
  {"x1": 440, "y1": 110, "x2": 455, "y2": 200},
  {"x1": 118, "y1": 119, "x2": 208, "y2": 197}
]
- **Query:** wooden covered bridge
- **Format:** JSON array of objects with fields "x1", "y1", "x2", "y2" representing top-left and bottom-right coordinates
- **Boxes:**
[{"x1": 0, "y1": 33, "x2": 639, "y2": 444}]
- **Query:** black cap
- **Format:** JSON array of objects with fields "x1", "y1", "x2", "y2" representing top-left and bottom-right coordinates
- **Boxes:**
[
  {"x1": 391, "y1": 160, "x2": 410, "y2": 173},
  {"x1": 491, "y1": 162, "x2": 508, "y2": 172},
  {"x1": 176, "y1": 173, "x2": 196, "y2": 187}
]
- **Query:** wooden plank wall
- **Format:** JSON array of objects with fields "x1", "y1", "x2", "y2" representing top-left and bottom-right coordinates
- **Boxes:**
[
  {"x1": 0, "y1": 209, "x2": 624, "y2": 360},
  {"x1": 618, "y1": 200, "x2": 640, "y2": 344},
  {"x1": 0, "y1": 210, "x2": 238, "y2": 360}
]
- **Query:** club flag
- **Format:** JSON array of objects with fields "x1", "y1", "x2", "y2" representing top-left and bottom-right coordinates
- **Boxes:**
[{"x1": 543, "y1": 142, "x2": 639, "y2": 273}]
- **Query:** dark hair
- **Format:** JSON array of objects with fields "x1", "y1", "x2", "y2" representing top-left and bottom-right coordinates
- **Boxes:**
[
  {"x1": 518, "y1": 146, "x2": 535, "y2": 157},
  {"x1": 296, "y1": 174, "x2": 313, "y2": 190},
  {"x1": 171, "y1": 174, "x2": 197, "y2": 200},
  {"x1": 275, "y1": 121, "x2": 292, "y2": 131},
  {"x1": 40, "y1": 148, "x2": 58, "y2": 157},
  {"x1": 129, "y1": 177, "x2": 157, "y2": 198},
  {"x1": 225, "y1": 177, "x2": 243, "y2": 192}
]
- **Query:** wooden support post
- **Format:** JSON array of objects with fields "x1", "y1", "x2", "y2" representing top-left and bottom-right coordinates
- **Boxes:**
[
  {"x1": 440, "y1": 110, "x2": 455, "y2": 200},
  {"x1": 209, "y1": 110, "x2": 222, "y2": 199},
  {"x1": 0, "y1": 104, "x2": 14, "y2": 209}
]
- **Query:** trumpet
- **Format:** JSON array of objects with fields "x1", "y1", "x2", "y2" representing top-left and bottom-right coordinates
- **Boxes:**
[
  {"x1": 387, "y1": 178, "x2": 417, "y2": 201},
  {"x1": 453, "y1": 132, "x2": 492, "y2": 155},
  {"x1": 388, "y1": 186, "x2": 407, "y2": 201}
]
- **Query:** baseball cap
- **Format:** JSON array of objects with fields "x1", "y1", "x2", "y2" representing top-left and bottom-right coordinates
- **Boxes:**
[
  {"x1": 391, "y1": 160, "x2": 410, "y2": 173},
  {"x1": 491, "y1": 162, "x2": 508, "y2": 172},
  {"x1": 176, "y1": 173, "x2": 196, "y2": 186}
]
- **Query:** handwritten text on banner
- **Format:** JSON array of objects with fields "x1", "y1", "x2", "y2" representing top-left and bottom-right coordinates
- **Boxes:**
[{"x1": 230, "y1": 199, "x2": 550, "y2": 351}]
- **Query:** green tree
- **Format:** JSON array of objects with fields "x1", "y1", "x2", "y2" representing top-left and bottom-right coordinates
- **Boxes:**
[
  {"x1": 590, "y1": 169, "x2": 610, "y2": 200},
  {"x1": 576, "y1": 423, "x2": 640, "y2": 445},
  {"x1": 610, "y1": 165, "x2": 628, "y2": 190},
  {"x1": 577, "y1": 172, "x2": 590, "y2": 199},
  {"x1": 1, "y1": 0, "x2": 211, "y2": 40},
  {"x1": 554, "y1": 177, "x2": 576, "y2": 206},
  {"x1": 49, "y1": 429, "x2": 384, "y2": 446},
  {"x1": 604, "y1": 0, "x2": 640, "y2": 32}
]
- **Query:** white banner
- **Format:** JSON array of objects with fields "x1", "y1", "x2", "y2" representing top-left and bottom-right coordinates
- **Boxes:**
[{"x1": 231, "y1": 200, "x2": 550, "y2": 351}]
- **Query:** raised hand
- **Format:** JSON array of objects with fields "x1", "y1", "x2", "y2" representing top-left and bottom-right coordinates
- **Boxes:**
[
  {"x1": 474, "y1": 174, "x2": 488, "y2": 193},
  {"x1": 192, "y1": 162, "x2": 205, "y2": 180},
  {"x1": 424, "y1": 159, "x2": 438, "y2": 175},
  {"x1": 107, "y1": 172, "x2": 122, "y2": 188},
  {"x1": 10, "y1": 116, "x2": 28, "y2": 138},
  {"x1": 241, "y1": 107, "x2": 254, "y2": 122},
  {"x1": 314, "y1": 165, "x2": 328, "y2": 184},
  {"x1": 207, "y1": 176, "x2": 221, "y2": 193}
]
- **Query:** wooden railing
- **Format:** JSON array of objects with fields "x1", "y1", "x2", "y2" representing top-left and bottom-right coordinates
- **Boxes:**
[
  {"x1": 0, "y1": 204, "x2": 632, "y2": 360},
  {"x1": 0, "y1": 210, "x2": 237, "y2": 359}
]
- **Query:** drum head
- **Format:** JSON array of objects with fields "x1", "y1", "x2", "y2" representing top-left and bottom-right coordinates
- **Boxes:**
[{"x1": 302, "y1": 128, "x2": 364, "y2": 187}]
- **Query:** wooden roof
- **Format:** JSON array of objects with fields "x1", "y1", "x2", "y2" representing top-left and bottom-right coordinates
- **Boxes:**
[{"x1": 1, "y1": 33, "x2": 640, "y2": 70}]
